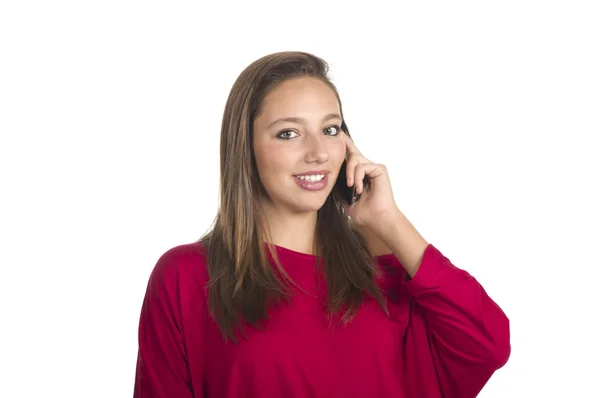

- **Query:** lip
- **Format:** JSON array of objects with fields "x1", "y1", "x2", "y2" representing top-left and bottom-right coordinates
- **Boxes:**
[{"x1": 293, "y1": 173, "x2": 329, "y2": 191}]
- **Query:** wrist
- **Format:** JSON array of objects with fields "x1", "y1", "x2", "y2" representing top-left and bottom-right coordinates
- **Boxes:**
[{"x1": 368, "y1": 208, "x2": 405, "y2": 238}]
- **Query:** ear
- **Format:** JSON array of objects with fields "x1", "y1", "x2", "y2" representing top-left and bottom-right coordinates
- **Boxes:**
[{"x1": 333, "y1": 191, "x2": 351, "y2": 217}]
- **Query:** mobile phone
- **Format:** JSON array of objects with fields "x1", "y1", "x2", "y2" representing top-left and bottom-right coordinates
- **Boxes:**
[
  {"x1": 335, "y1": 158, "x2": 360, "y2": 205},
  {"x1": 335, "y1": 121, "x2": 362, "y2": 205}
]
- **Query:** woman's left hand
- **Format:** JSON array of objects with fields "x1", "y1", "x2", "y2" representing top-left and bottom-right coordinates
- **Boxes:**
[{"x1": 338, "y1": 132, "x2": 400, "y2": 230}]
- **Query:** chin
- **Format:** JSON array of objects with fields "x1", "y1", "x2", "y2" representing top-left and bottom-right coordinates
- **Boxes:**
[{"x1": 291, "y1": 194, "x2": 330, "y2": 213}]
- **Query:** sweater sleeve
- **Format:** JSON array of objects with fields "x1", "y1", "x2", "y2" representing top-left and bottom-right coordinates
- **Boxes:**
[
  {"x1": 134, "y1": 247, "x2": 204, "y2": 398},
  {"x1": 403, "y1": 244, "x2": 511, "y2": 397}
]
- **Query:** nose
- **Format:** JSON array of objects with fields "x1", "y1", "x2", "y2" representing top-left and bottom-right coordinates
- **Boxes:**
[{"x1": 304, "y1": 133, "x2": 329, "y2": 164}]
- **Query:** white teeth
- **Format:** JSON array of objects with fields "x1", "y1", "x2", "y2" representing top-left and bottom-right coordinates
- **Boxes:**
[{"x1": 296, "y1": 174, "x2": 325, "y2": 182}]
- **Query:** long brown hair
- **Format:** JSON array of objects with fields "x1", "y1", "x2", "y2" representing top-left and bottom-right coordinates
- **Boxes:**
[{"x1": 200, "y1": 51, "x2": 387, "y2": 341}]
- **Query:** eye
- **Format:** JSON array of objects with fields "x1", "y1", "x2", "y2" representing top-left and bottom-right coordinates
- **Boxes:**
[
  {"x1": 276, "y1": 129, "x2": 299, "y2": 139},
  {"x1": 324, "y1": 125, "x2": 341, "y2": 136}
]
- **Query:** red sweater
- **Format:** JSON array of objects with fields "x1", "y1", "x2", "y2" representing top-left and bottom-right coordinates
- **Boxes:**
[{"x1": 134, "y1": 242, "x2": 510, "y2": 398}]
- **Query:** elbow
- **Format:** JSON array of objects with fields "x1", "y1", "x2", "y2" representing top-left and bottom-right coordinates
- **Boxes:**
[
  {"x1": 490, "y1": 337, "x2": 511, "y2": 370},
  {"x1": 485, "y1": 314, "x2": 511, "y2": 370}
]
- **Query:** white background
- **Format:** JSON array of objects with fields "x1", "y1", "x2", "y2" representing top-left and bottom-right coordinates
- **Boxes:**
[{"x1": 1, "y1": 1, "x2": 599, "y2": 397}]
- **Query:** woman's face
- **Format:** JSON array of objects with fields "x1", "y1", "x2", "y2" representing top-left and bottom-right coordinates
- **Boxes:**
[{"x1": 252, "y1": 77, "x2": 346, "y2": 215}]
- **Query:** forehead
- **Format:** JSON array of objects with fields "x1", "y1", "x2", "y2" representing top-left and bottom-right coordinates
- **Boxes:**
[{"x1": 259, "y1": 77, "x2": 340, "y2": 119}]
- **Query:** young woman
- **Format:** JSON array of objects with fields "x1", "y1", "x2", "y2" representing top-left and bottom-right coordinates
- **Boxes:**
[{"x1": 134, "y1": 52, "x2": 510, "y2": 398}]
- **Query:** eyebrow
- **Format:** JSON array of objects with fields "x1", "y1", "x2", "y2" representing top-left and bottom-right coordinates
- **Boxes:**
[{"x1": 266, "y1": 113, "x2": 342, "y2": 130}]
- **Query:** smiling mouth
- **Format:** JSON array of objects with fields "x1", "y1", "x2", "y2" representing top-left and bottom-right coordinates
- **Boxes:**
[{"x1": 294, "y1": 174, "x2": 326, "y2": 182}]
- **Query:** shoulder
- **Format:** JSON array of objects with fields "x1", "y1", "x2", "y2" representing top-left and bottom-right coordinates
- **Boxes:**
[
  {"x1": 145, "y1": 240, "x2": 210, "y2": 299},
  {"x1": 137, "y1": 241, "x2": 211, "y2": 373},
  {"x1": 153, "y1": 240, "x2": 208, "y2": 270}
]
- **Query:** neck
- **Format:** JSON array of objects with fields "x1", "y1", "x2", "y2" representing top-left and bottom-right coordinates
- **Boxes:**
[{"x1": 260, "y1": 203, "x2": 318, "y2": 255}]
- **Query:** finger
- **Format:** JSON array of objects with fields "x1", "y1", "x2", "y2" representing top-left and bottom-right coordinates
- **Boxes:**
[
  {"x1": 345, "y1": 152, "x2": 372, "y2": 186},
  {"x1": 355, "y1": 163, "x2": 385, "y2": 194},
  {"x1": 354, "y1": 163, "x2": 367, "y2": 195},
  {"x1": 346, "y1": 154, "x2": 359, "y2": 187},
  {"x1": 342, "y1": 132, "x2": 364, "y2": 157}
]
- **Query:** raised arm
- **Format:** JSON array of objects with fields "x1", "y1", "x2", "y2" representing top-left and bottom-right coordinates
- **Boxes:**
[{"x1": 375, "y1": 210, "x2": 511, "y2": 397}]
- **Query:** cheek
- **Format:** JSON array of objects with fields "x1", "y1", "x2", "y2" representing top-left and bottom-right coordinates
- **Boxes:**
[
  {"x1": 254, "y1": 141, "x2": 292, "y2": 182},
  {"x1": 329, "y1": 139, "x2": 347, "y2": 167}
]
